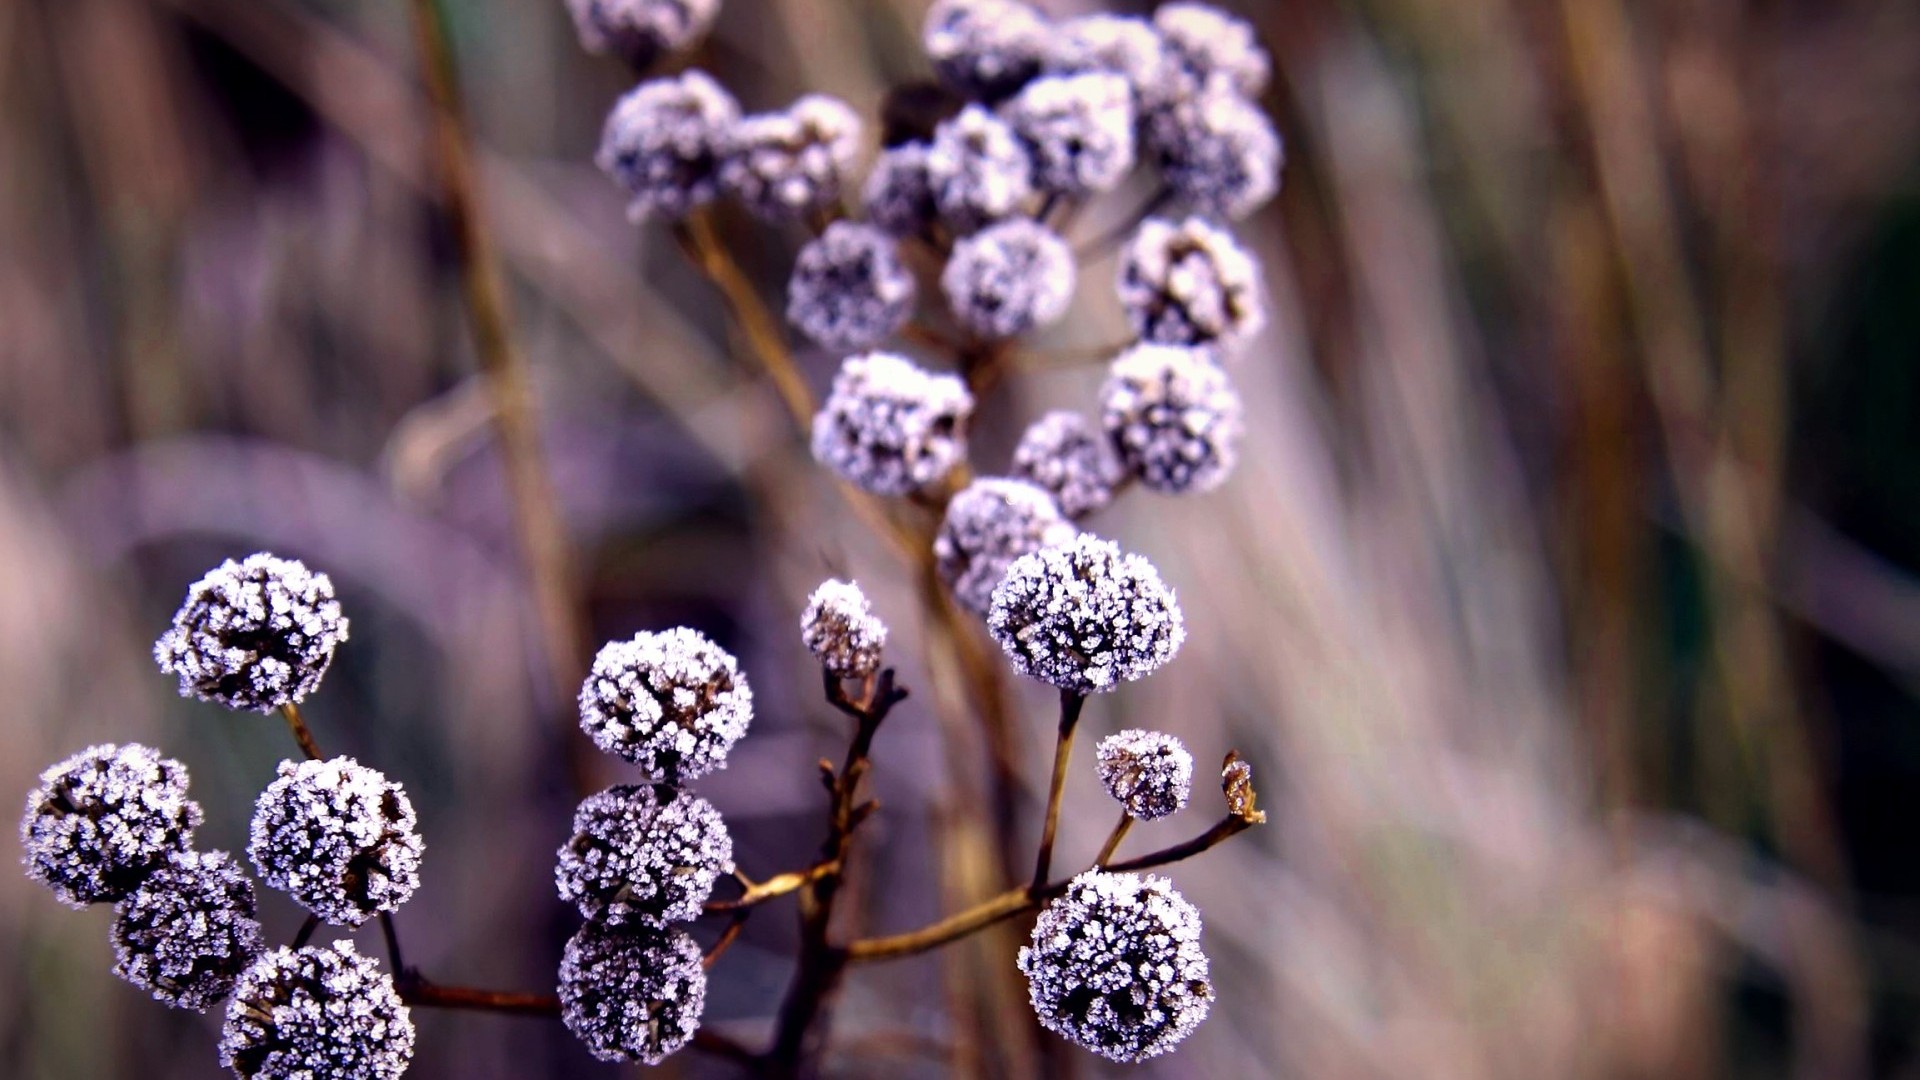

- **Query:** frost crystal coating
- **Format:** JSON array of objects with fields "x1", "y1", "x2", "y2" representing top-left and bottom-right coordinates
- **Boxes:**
[
  {"x1": 247, "y1": 757, "x2": 423, "y2": 927},
  {"x1": 801, "y1": 579, "x2": 888, "y2": 679},
  {"x1": 1017, "y1": 870, "x2": 1213, "y2": 1063},
  {"x1": 941, "y1": 218, "x2": 1075, "y2": 339},
  {"x1": 1146, "y1": 81, "x2": 1282, "y2": 221},
  {"x1": 555, "y1": 784, "x2": 733, "y2": 927},
  {"x1": 1094, "y1": 730, "x2": 1194, "y2": 821},
  {"x1": 20, "y1": 743, "x2": 202, "y2": 908},
  {"x1": 810, "y1": 352, "x2": 974, "y2": 496},
  {"x1": 597, "y1": 70, "x2": 741, "y2": 221},
  {"x1": 787, "y1": 222, "x2": 916, "y2": 349},
  {"x1": 987, "y1": 534, "x2": 1185, "y2": 694},
  {"x1": 1010, "y1": 410, "x2": 1125, "y2": 520},
  {"x1": 565, "y1": 0, "x2": 719, "y2": 64},
  {"x1": 1118, "y1": 216, "x2": 1266, "y2": 352},
  {"x1": 154, "y1": 552, "x2": 349, "y2": 713},
  {"x1": 559, "y1": 921, "x2": 706, "y2": 1065},
  {"x1": 720, "y1": 94, "x2": 863, "y2": 220},
  {"x1": 1153, "y1": 2, "x2": 1272, "y2": 99},
  {"x1": 1101, "y1": 344, "x2": 1245, "y2": 494},
  {"x1": 861, "y1": 141, "x2": 939, "y2": 236},
  {"x1": 935, "y1": 478, "x2": 1075, "y2": 615},
  {"x1": 1044, "y1": 14, "x2": 1176, "y2": 110},
  {"x1": 112, "y1": 849, "x2": 264, "y2": 1012},
  {"x1": 219, "y1": 941, "x2": 414, "y2": 1080},
  {"x1": 923, "y1": 0, "x2": 1049, "y2": 101},
  {"x1": 578, "y1": 628, "x2": 753, "y2": 782},
  {"x1": 1003, "y1": 72, "x2": 1136, "y2": 196},
  {"x1": 927, "y1": 105, "x2": 1035, "y2": 233}
]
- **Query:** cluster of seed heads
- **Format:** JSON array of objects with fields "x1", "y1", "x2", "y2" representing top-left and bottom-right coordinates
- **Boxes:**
[
  {"x1": 801, "y1": 578, "x2": 889, "y2": 680},
  {"x1": 558, "y1": 921, "x2": 707, "y2": 1065},
  {"x1": 248, "y1": 756, "x2": 425, "y2": 927},
  {"x1": 1096, "y1": 729, "x2": 1195, "y2": 820},
  {"x1": 555, "y1": 784, "x2": 733, "y2": 926},
  {"x1": 218, "y1": 941, "x2": 415, "y2": 1080},
  {"x1": 154, "y1": 552, "x2": 349, "y2": 712},
  {"x1": 577, "y1": 627, "x2": 754, "y2": 783},
  {"x1": 20, "y1": 743, "x2": 202, "y2": 908},
  {"x1": 988, "y1": 533, "x2": 1186, "y2": 695}
]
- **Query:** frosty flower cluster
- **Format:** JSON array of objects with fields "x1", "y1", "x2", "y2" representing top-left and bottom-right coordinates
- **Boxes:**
[
  {"x1": 810, "y1": 352, "x2": 974, "y2": 497},
  {"x1": 555, "y1": 784, "x2": 733, "y2": 926},
  {"x1": 112, "y1": 850, "x2": 264, "y2": 1012},
  {"x1": 218, "y1": 941, "x2": 414, "y2": 1080},
  {"x1": 935, "y1": 478, "x2": 1074, "y2": 615},
  {"x1": 1096, "y1": 729, "x2": 1195, "y2": 821},
  {"x1": 154, "y1": 552, "x2": 348, "y2": 712},
  {"x1": 20, "y1": 743, "x2": 203, "y2": 908},
  {"x1": 565, "y1": 0, "x2": 718, "y2": 66},
  {"x1": 801, "y1": 578, "x2": 889, "y2": 680},
  {"x1": 578, "y1": 627, "x2": 753, "y2": 783},
  {"x1": 988, "y1": 533, "x2": 1186, "y2": 695},
  {"x1": 248, "y1": 756, "x2": 425, "y2": 927},
  {"x1": 558, "y1": 921, "x2": 707, "y2": 1065}
]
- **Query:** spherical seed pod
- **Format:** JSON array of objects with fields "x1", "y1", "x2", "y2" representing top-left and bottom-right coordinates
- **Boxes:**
[
  {"x1": 1017, "y1": 870, "x2": 1214, "y2": 1063},
  {"x1": 219, "y1": 941, "x2": 413, "y2": 1080},
  {"x1": 1145, "y1": 82, "x2": 1282, "y2": 221},
  {"x1": 1094, "y1": 730, "x2": 1194, "y2": 821},
  {"x1": 1153, "y1": 2, "x2": 1272, "y2": 99},
  {"x1": 987, "y1": 533, "x2": 1185, "y2": 694},
  {"x1": 934, "y1": 478, "x2": 1074, "y2": 615},
  {"x1": 787, "y1": 222, "x2": 917, "y2": 350},
  {"x1": 247, "y1": 757, "x2": 423, "y2": 927},
  {"x1": 564, "y1": 0, "x2": 719, "y2": 66},
  {"x1": 154, "y1": 552, "x2": 349, "y2": 713},
  {"x1": 941, "y1": 218, "x2": 1075, "y2": 339},
  {"x1": 861, "y1": 141, "x2": 939, "y2": 237},
  {"x1": 20, "y1": 743, "x2": 202, "y2": 908},
  {"x1": 1043, "y1": 14, "x2": 1177, "y2": 110},
  {"x1": 1117, "y1": 216, "x2": 1266, "y2": 353},
  {"x1": 597, "y1": 69, "x2": 741, "y2": 221},
  {"x1": 555, "y1": 784, "x2": 733, "y2": 927},
  {"x1": 923, "y1": 0, "x2": 1049, "y2": 102},
  {"x1": 719, "y1": 94, "x2": 863, "y2": 221},
  {"x1": 111, "y1": 849, "x2": 264, "y2": 1012},
  {"x1": 810, "y1": 352, "x2": 974, "y2": 496},
  {"x1": 927, "y1": 105, "x2": 1035, "y2": 233},
  {"x1": 1002, "y1": 72, "x2": 1136, "y2": 197},
  {"x1": 559, "y1": 921, "x2": 706, "y2": 1065},
  {"x1": 1101, "y1": 343, "x2": 1244, "y2": 494},
  {"x1": 800, "y1": 579, "x2": 889, "y2": 679},
  {"x1": 578, "y1": 628, "x2": 753, "y2": 782},
  {"x1": 1009, "y1": 410, "x2": 1125, "y2": 520}
]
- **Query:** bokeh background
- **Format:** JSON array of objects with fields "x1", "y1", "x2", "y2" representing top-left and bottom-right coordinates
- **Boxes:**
[{"x1": 3, "y1": 0, "x2": 1919, "y2": 1076}]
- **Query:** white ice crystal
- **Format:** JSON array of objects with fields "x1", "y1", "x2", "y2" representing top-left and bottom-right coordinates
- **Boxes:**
[
  {"x1": 809, "y1": 352, "x2": 974, "y2": 496},
  {"x1": 555, "y1": 784, "x2": 733, "y2": 927},
  {"x1": 987, "y1": 533, "x2": 1185, "y2": 694},
  {"x1": 247, "y1": 757, "x2": 423, "y2": 927},
  {"x1": 154, "y1": 552, "x2": 349, "y2": 713},
  {"x1": 578, "y1": 628, "x2": 753, "y2": 782}
]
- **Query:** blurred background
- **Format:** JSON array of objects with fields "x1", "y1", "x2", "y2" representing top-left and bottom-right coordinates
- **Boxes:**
[{"x1": 3, "y1": 0, "x2": 1918, "y2": 1077}]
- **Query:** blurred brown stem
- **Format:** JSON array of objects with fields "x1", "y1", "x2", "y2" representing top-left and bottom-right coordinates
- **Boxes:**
[
  {"x1": 278, "y1": 703, "x2": 323, "y2": 761},
  {"x1": 1093, "y1": 813, "x2": 1132, "y2": 867},
  {"x1": 1031, "y1": 690, "x2": 1087, "y2": 891},
  {"x1": 671, "y1": 210, "x2": 815, "y2": 431}
]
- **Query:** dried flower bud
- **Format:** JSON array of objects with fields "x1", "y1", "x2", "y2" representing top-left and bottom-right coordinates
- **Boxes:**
[
  {"x1": 1044, "y1": 14, "x2": 1177, "y2": 110},
  {"x1": 555, "y1": 784, "x2": 732, "y2": 927},
  {"x1": 987, "y1": 533, "x2": 1184, "y2": 694},
  {"x1": 1153, "y1": 2, "x2": 1272, "y2": 98},
  {"x1": 1118, "y1": 216, "x2": 1265, "y2": 352},
  {"x1": 1146, "y1": 82, "x2": 1282, "y2": 220},
  {"x1": 247, "y1": 757, "x2": 423, "y2": 927},
  {"x1": 1095, "y1": 730, "x2": 1194, "y2": 821},
  {"x1": 720, "y1": 95, "x2": 863, "y2": 221},
  {"x1": 564, "y1": 0, "x2": 719, "y2": 65},
  {"x1": 20, "y1": 743, "x2": 201, "y2": 908},
  {"x1": 154, "y1": 553, "x2": 348, "y2": 713},
  {"x1": 923, "y1": 0, "x2": 1049, "y2": 101},
  {"x1": 1018, "y1": 870, "x2": 1213, "y2": 1062},
  {"x1": 1222, "y1": 750, "x2": 1265, "y2": 823},
  {"x1": 928, "y1": 105, "x2": 1035, "y2": 233},
  {"x1": 112, "y1": 849, "x2": 264, "y2": 1012},
  {"x1": 935, "y1": 478, "x2": 1074, "y2": 614},
  {"x1": 597, "y1": 70, "x2": 741, "y2": 221},
  {"x1": 801, "y1": 579, "x2": 888, "y2": 679},
  {"x1": 579, "y1": 628, "x2": 753, "y2": 783},
  {"x1": 861, "y1": 141, "x2": 939, "y2": 236},
  {"x1": 559, "y1": 921, "x2": 706, "y2": 1065},
  {"x1": 1003, "y1": 73, "x2": 1136, "y2": 196},
  {"x1": 1010, "y1": 410, "x2": 1125, "y2": 520},
  {"x1": 219, "y1": 941, "x2": 413, "y2": 1080},
  {"x1": 810, "y1": 352, "x2": 974, "y2": 496},
  {"x1": 941, "y1": 218, "x2": 1075, "y2": 339},
  {"x1": 1101, "y1": 344, "x2": 1244, "y2": 494},
  {"x1": 787, "y1": 222, "x2": 916, "y2": 349}
]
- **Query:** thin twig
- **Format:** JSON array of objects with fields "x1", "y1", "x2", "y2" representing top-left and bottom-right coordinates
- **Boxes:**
[
  {"x1": 379, "y1": 912, "x2": 407, "y2": 974},
  {"x1": 291, "y1": 915, "x2": 320, "y2": 950},
  {"x1": 1093, "y1": 812, "x2": 1133, "y2": 867},
  {"x1": 704, "y1": 860, "x2": 839, "y2": 913},
  {"x1": 671, "y1": 211, "x2": 815, "y2": 431},
  {"x1": 400, "y1": 980, "x2": 559, "y2": 1017},
  {"x1": 1031, "y1": 690, "x2": 1087, "y2": 891},
  {"x1": 704, "y1": 912, "x2": 750, "y2": 970},
  {"x1": 278, "y1": 703, "x2": 324, "y2": 761}
]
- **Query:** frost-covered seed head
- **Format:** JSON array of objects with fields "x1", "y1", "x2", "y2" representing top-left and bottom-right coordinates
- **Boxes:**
[
  {"x1": 1010, "y1": 411, "x2": 1125, "y2": 520},
  {"x1": 20, "y1": 743, "x2": 201, "y2": 908},
  {"x1": 154, "y1": 553, "x2": 348, "y2": 713},
  {"x1": 928, "y1": 105, "x2": 1035, "y2": 233},
  {"x1": 1153, "y1": 2, "x2": 1272, "y2": 98},
  {"x1": 1118, "y1": 216, "x2": 1266, "y2": 352},
  {"x1": 801, "y1": 579, "x2": 888, "y2": 679},
  {"x1": 1003, "y1": 73, "x2": 1136, "y2": 196},
  {"x1": 1095, "y1": 730, "x2": 1194, "y2": 821},
  {"x1": 559, "y1": 921, "x2": 706, "y2": 1065},
  {"x1": 923, "y1": 0, "x2": 1049, "y2": 101},
  {"x1": 1146, "y1": 82, "x2": 1282, "y2": 220},
  {"x1": 861, "y1": 142, "x2": 939, "y2": 236},
  {"x1": 219, "y1": 941, "x2": 413, "y2": 1080},
  {"x1": 1102, "y1": 344, "x2": 1244, "y2": 494},
  {"x1": 579, "y1": 629, "x2": 753, "y2": 782},
  {"x1": 935, "y1": 479, "x2": 1075, "y2": 615},
  {"x1": 564, "y1": 0, "x2": 719, "y2": 65},
  {"x1": 247, "y1": 757, "x2": 423, "y2": 927},
  {"x1": 720, "y1": 95, "x2": 863, "y2": 220},
  {"x1": 555, "y1": 784, "x2": 732, "y2": 927},
  {"x1": 988, "y1": 534, "x2": 1185, "y2": 693},
  {"x1": 112, "y1": 849, "x2": 264, "y2": 1012},
  {"x1": 810, "y1": 352, "x2": 974, "y2": 496},
  {"x1": 597, "y1": 70, "x2": 741, "y2": 221},
  {"x1": 787, "y1": 222, "x2": 916, "y2": 350},
  {"x1": 1044, "y1": 14, "x2": 1178, "y2": 110},
  {"x1": 1017, "y1": 870, "x2": 1213, "y2": 1062},
  {"x1": 941, "y1": 218, "x2": 1076, "y2": 339}
]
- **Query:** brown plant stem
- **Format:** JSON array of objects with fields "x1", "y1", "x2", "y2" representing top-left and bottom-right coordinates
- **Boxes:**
[
  {"x1": 704, "y1": 912, "x2": 749, "y2": 970},
  {"x1": 291, "y1": 914, "x2": 320, "y2": 950},
  {"x1": 671, "y1": 210, "x2": 815, "y2": 432},
  {"x1": 278, "y1": 703, "x2": 324, "y2": 761},
  {"x1": 1093, "y1": 812, "x2": 1133, "y2": 867},
  {"x1": 704, "y1": 860, "x2": 839, "y2": 913},
  {"x1": 1031, "y1": 690, "x2": 1087, "y2": 892},
  {"x1": 399, "y1": 980, "x2": 559, "y2": 1017}
]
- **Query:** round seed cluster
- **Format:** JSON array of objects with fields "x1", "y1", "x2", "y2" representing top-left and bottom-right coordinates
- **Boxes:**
[
  {"x1": 1004, "y1": 72, "x2": 1136, "y2": 197},
  {"x1": 564, "y1": 0, "x2": 719, "y2": 65},
  {"x1": 787, "y1": 222, "x2": 916, "y2": 350},
  {"x1": 559, "y1": 921, "x2": 707, "y2": 1065},
  {"x1": 1010, "y1": 410, "x2": 1125, "y2": 520},
  {"x1": 247, "y1": 757, "x2": 423, "y2": 927},
  {"x1": 555, "y1": 784, "x2": 733, "y2": 927},
  {"x1": 801, "y1": 579, "x2": 889, "y2": 679},
  {"x1": 861, "y1": 142, "x2": 939, "y2": 236},
  {"x1": 1094, "y1": 730, "x2": 1194, "y2": 821},
  {"x1": 1146, "y1": 81, "x2": 1282, "y2": 221},
  {"x1": 923, "y1": 0, "x2": 1048, "y2": 102},
  {"x1": 1044, "y1": 15, "x2": 1176, "y2": 109},
  {"x1": 1017, "y1": 870, "x2": 1213, "y2": 1063},
  {"x1": 719, "y1": 94, "x2": 863, "y2": 221},
  {"x1": 987, "y1": 533, "x2": 1185, "y2": 694},
  {"x1": 578, "y1": 628, "x2": 754, "y2": 783},
  {"x1": 20, "y1": 743, "x2": 202, "y2": 908},
  {"x1": 928, "y1": 105, "x2": 1035, "y2": 233},
  {"x1": 1102, "y1": 344, "x2": 1245, "y2": 495},
  {"x1": 1118, "y1": 216, "x2": 1265, "y2": 353},
  {"x1": 111, "y1": 849, "x2": 264, "y2": 1012},
  {"x1": 154, "y1": 552, "x2": 349, "y2": 713},
  {"x1": 941, "y1": 218, "x2": 1075, "y2": 339},
  {"x1": 934, "y1": 478, "x2": 1074, "y2": 615},
  {"x1": 1153, "y1": 2, "x2": 1272, "y2": 99},
  {"x1": 597, "y1": 70, "x2": 741, "y2": 221},
  {"x1": 218, "y1": 941, "x2": 413, "y2": 1080},
  {"x1": 810, "y1": 352, "x2": 974, "y2": 496}
]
